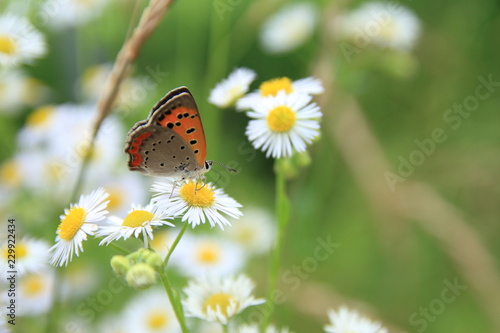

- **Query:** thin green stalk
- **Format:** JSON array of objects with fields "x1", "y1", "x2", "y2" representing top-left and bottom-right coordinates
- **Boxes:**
[
  {"x1": 159, "y1": 270, "x2": 189, "y2": 333},
  {"x1": 158, "y1": 222, "x2": 189, "y2": 332},
  {"x1": 108, "y1": 242, "x2": 130, "y2": 255},
  {"x1": 262, "y1": 159, "x2": 290, "y2": 330},
  {"x1": 163, "y1": 222, "x2": 189, "y2": 266},
  {"x1": 222, "y1": 323, "x2": 229, "y2": 333}
]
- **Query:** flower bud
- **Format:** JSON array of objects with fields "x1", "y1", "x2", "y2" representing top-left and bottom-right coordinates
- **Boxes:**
[
  {"x1": 110, "y1": 255, "x2": 129, "y2": 277},
  {"x1": 125, "y1": 263, "x2": 157, "y2": 289},
  {"x1": 145, "y1": 251, "x2": 163, "y2": 272}
]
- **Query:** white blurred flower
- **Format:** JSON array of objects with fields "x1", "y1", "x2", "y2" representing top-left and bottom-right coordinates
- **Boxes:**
[
  {"x1": 152, "y1": 180, "x2": 243, "y2": 230},
  {"x1": 122, "y1": 288, "x2": 180, "y2": 333},
  {"x1": 0, "y1": 69, "x2": 48, "y2": 114},
  {"x1": 238, "y1": 324, "x2": 290, "y2": 333},
  {"x1": 208, "y1": 68, "x2": 256, "y2": 108},
  {"x1": 49, "y1": 188, "x2": 109, "y2": 267},
  {"x1": 0, "y1": 14, "x2": 46, "y2": 67},
  {"x1": 17, "y1": 103, "x2": 125, "y2": 194},
  {"x1": 149, "y1": 228, "x2": 178, "y2": 257},
  {"x1": 245, "y1": 92, "x2": 322, "y2": 159},
  {"x1": 1, "y1": 237, "x2": 50, "y2": 276},
  {"x1": 224, "y1": 208, "x2": 276, "y2": 255},
  {"x1": 260, "y1": 2, "x2": 318, "y2": 54},
  {"x1": 171, "y1": 235, "x2": 246, "y2": 277},
  {"x1": 101, "y1": 173, "x2": 149, "y2": 216},
  {"x1": 183, "y1": 274, "x2": 265, "y2": 324},
  {"x1": 324, "y1": 306, "x2": 388, "y2": 333},
  {"x1": 81, "y1": 63, "x2": 148, "y2": 111},
  {"x1": 40, "y1": 0, "x2": 112, "y2": 29},
  {"x1": 97, "y1": 203, "x2": 173, "y2": 247},
  {"x1": 97, "y1": 315, "x2": 127, "y2": 333},
  {"x1": 335, "y1": 2, "x2": 421, "y2": 51},
  {"x1": 237, "y1": 76, "x2": 323, "y2": 112},
  {"x1": 0, "y1": 151, "x2": 57, "y2": 194},
  {"x1": 17, "y1": 271, "x2": 55, "y2": 316},
  {"x1": 0, "y1": 314, "x2": 6, "y2": 333}
]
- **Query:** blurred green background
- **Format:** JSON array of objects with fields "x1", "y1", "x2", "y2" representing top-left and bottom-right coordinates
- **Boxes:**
[{"x1": 1, "y1": 0, "x2": 500, "y2": 332}]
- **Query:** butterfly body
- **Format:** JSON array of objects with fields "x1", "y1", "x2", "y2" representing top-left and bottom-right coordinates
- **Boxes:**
[{"x1": 125, "y1": 87, "x2": 212, "y2": 179}]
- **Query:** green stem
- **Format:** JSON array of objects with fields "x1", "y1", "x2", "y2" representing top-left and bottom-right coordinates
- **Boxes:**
[
  {"x1": 262, "y1": 159, "x2": 290, "y2": 330},
  {"x1": 222, "y1": 323, "x2": 229, "y2": 333},
  {"x1": 158, "y1": 222, "x2": 189, "y2": 332},
  {"x1": 163, "y1": 222, "x2": 189, "y2": 266},
  {"x1": 159, "y1": 270, "x2": 189, "y2": 333}
]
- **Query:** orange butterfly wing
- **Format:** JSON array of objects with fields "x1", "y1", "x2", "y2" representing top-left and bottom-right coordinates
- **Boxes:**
[{"x1": 149, "y1": 87, "x2": 207, "y2": 167}]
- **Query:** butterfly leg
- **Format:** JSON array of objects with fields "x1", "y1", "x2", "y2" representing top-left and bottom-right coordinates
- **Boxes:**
[{"x1": 169, "y1": 180, "x2": 179, "y2": 199}]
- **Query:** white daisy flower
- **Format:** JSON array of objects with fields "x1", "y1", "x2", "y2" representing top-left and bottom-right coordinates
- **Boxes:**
[
  {"x1": 49, "y1": 187, "x2": 109, "y2": 267},
  {"x1": 1, "y1": 237, "x2": 49, "y2": 276},
  {"x1": 260, "y1": 2, "x2": 318, "y2": 54},
  {"x1": 208, "y1": 68, "x2": 256, "y2": 108},
  {"x1": 324, "y1": 306, "x2": 388, "y2": 333},
  {"x1": 17, "y1": 270, "x2": 55, "y2": 316},
  {"x1": 151, "y1": 180, "x2": 243, "y2": 230},
  {"x1": 40, "y1": 0, "x2": 112, "y2": 29},
  {"x1": 171, "y1": 235, "x2": 246, "y2": 277},
  {"x1": 0, "y1": 14, "x2": 46, "y2": 67},
  {"x1": 121, "y1": 287, "x2": 180, "y2": 333},
  {"x1": 335, "y1": 2, "x2": 421, "y2": 51},
  {"x1": 97, "y1": 203, "x2": 174, "y2": 247},
  {"x1": 238, "y1": 324, "x2": 290, "y2": 333},
  {"x1": 223, "y1": 207, "x2": 276, "y2": 255},
  {"x1": 236, "y1": 76, "x2": 323, "y2": 111},
  {"x1": 245, "y1": 91, "x2": 322, "y2": 159},
  {"x1": 183, "y1": 274, "x2": 265, "y2": 324},
  {"x1": 101, "y1": 173, "x2": 149, "y2": 216}
]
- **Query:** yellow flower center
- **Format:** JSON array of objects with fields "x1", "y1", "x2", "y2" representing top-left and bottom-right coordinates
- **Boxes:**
[
  {"x1": 179, "y1": 182, "x2": 215, "y2": 208},
  {"x1": 0, "y1": 160, "x2": 22, "y2": 187},
  {"x1": 204, "y1": 293, "x2": 237, "y2": 317},
  {"x1": 26, "y1": 106, "x2": 54, "y2": 128},
  {"x1": 146, "y1": 310, "x2": 169, "y2": 329},
  {"x1": 16, "y1": 243, "x2": 28, "y2": 259},
  {"x1": 22, "y1": 78, "x2": 43, "y2": 103},
  {"x1": 57, "y1": 207, "x2": 87, "y2": 240},
  {"x1": 0, "y1": 35, "x2": 17, "y2": 55},
  {"x1": 22, "y1": 275, "x2": 44, "y2": 296},
  {"x1": 47, "y1": 161, "x2": 66, "y2": 181},
  {"x1": 82, "y1": 65, "x2": 100, "y2": 84},
  {"x1": 122, "y1": 210, "x2": 154, "y2": 228},
  {"x1": 266, "y1": 106, "x2": 296, "y2": 132},
  {"x1": 1, "y1": 244, "x2": 24, "y2": 260},
  {"x1": 106, "y1": 187, "x2": 124, "y2": 212},
  {"x1": 196, "y1": 243, "x2": 221, "y2": 264},
  {"x1": 236, "y1": 227, "x2": 255, "y2": 244},
  {"x1": 260, "y1": 77, "x2": 294, "y2": 97},
  {"x1": 379, "y1": 19, "x2": 397, "y2": 42},
  {"x1": 150, "y1": 231, "x2": 170, "y2": 253}
]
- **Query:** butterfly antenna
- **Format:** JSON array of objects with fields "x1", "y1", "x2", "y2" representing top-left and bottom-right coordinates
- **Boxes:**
[{"x1": 208, "y1": 160, "x2": 238, "y2": 173}]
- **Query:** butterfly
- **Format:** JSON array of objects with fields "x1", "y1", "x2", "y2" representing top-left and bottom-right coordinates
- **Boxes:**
[{"x1": 125, "y1": 86, "x2": 215, "y2": 180}]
